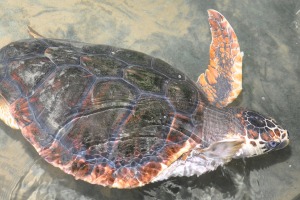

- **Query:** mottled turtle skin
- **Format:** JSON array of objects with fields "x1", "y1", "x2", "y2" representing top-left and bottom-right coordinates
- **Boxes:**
[{"x1": 0, "y1": 10, "x2": 289, "y2": 188}]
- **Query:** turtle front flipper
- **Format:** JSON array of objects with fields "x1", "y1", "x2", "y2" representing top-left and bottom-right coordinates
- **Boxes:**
[{"x1": 197, "y1": 10, "x2": 243, "y2": 107}]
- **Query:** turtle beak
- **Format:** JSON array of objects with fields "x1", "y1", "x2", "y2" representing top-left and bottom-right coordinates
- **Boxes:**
[
  {"x1": 278, "y1": 130, "x2": 290, "y2": 150},
  {"x1": 276, "y1": 139, "x2": 289, "y2": 150}
]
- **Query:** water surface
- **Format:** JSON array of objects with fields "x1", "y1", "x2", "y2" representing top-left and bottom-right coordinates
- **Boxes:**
[{"x1": 0, "y1": 0, "x2": 299, "y2": 199}]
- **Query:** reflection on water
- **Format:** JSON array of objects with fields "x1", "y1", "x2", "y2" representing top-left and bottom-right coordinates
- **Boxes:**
[{"x1": 0, "y1": 0, "x2": 299, "y2": 199}]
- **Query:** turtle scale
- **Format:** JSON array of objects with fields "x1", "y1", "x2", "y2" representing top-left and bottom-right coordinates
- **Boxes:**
[{"x1": 0, "y1": 38, "x2": 206, "y2": 188}]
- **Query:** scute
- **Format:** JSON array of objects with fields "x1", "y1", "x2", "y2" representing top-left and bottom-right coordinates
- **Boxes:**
[
  {"x1": 0, "y1": 39, "x2": 47, "y2": 62},
  {"x1": 152, "y1": 59, "x2": 185, "y2": 80},
  {"x1": 44, "y1": 46, "x2": 82, "y2": 65},
  {"x1": 81, "y1": 79, "x2": 138, "y2": 113},
  {"x1": 8, "y1": 57, "x2": 56, "y2": 96},
  {"x1": 122, "y1": 97, "x2": 173, "y2": 138},
  {"x1": 112, "y1": 49, "x2": 152, "y2": 67},
  {"x1": 124, "y1": 66, "x2": 167, "y2": 93},
  {"x1": 11, "y1": 97, "x2": 33, "y2": 128},
  {"x1": 0, "y1": 79, "x2": 21, "y2": 104},
  {"x1": 81, "y1": 55, "x2": 126, "y2": 77},
  {"x1": 166, "y1": 80, "x2": 199, "y2": 113},
  {"x1": 30, "y1": 66, "x2": 94, "y2": 134},
  {"x1": 57, "y1": 108, "x2": 131, "y2": 159},
  {"x1": 82, "y1": 44, "x2": 117, "y2": 55}
]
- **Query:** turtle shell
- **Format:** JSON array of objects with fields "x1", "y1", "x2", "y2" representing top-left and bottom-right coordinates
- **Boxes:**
[{"x1": 0, "y1": 39, "x2": 207, "y2": 188}]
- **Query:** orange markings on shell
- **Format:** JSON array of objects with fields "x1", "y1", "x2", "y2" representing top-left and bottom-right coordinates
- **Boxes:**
[
  {"x1": 71, "y1": 159, "x2": 91, "y2": 177},
  {"x1": 93, "y1": 164, "x2": 116, "y2": 186},
  {"x1": 40, "y1": 141, "x2": 71, "y2": 166},
  {"x1": 167, "y1": 130, "x2": 186, "y2": 143},
  {"x1": 21, "y1": 123, "x2": 44, "y2": 151},
  {"x1": 114, "y1": 168, "x2": 140, "y2": 188},
  {"x1": 10, "y1": 98, "x2": 32, "y2": 128},
  {"x1": 35, "y1": 127, "x2": 197, "y2": 188},
  {"x1": 162, "y1": 144, "x2": 182, "y2": 164}
]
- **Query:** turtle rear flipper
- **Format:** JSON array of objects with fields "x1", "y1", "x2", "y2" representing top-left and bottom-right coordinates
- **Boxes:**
[{"x1": 197, "y1": 10, "x2": 243, "y2": 107}]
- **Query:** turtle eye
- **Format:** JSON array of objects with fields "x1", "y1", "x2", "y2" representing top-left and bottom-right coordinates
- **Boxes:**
[{"x1": 268, "y1": 141, "x2": 279, "y2": 148}]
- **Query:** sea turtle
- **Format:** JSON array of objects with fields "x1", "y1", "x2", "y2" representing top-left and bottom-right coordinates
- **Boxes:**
[{"x1": 0, "y1": 10, "x2": 289, "y2": 189}]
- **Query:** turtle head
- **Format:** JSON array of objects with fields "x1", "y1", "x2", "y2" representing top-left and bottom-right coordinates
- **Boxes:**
[{"x1": 233, "y1": 109, "x2": 289, "y2": 158}]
